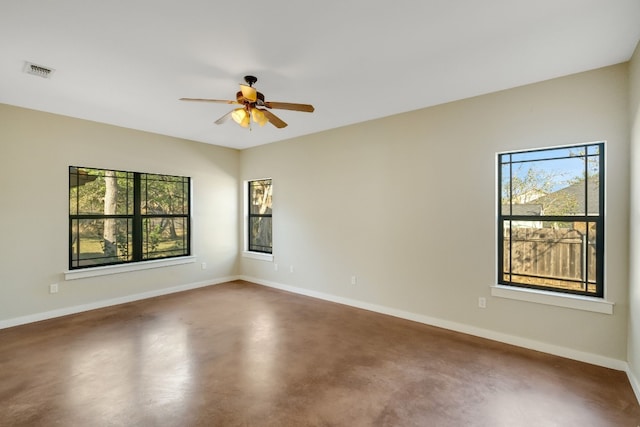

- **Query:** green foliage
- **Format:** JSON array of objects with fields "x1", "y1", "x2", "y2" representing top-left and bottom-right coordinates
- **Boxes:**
[
  {"x1": 148, "y1": 223, "x2": 162, "y2": 252},
  {"x1": 71, "y1": 169, "x2": 133, "y2": 216}
]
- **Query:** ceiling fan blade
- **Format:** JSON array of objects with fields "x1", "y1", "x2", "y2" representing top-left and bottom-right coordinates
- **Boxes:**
[
  {"x1": 180, "y1": 98, "x2": 239, "y2": 104},
  {"x1": 240, "y1": 84, "x2": 257, "y2": 102},
  {"x1": 214, "y1": 111, "x2": 234, "y2": 125},
  {"x1": 264, "y1": 101, "x2": 314, "y2": 112},
  {"x1": 260, "y1": 109, "x2": 288, "y2": 128}
]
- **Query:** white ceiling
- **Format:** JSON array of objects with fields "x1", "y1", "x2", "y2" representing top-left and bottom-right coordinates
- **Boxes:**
[{"x1": 1, "y1": 1, "x2": 639, "y2": 150}]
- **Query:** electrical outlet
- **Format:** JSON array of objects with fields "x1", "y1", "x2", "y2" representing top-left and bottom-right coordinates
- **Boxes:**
[
  {"x1": 478, "y1": 297, "x2": 486, "y2": 308},
  {"x1": 49, "y1": 283, "x2": 59, "y2": 294},
  {"x1": 274, "y1": 263, "x2": 278, "y2": 271},
  {"x1": 351, "y1": 276, "x2": 357, "y2": 285},
  {"x1": 201, "y1": 262, "x2": 207, "y2": 270},
  {"x1": 290, "y1": 265, "x2": 294, "y2": 273}
]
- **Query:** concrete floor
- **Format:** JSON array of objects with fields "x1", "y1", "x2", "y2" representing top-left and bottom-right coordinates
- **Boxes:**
[{"x1": 1, "y1": 280, "x2": 639, "y2": 426}]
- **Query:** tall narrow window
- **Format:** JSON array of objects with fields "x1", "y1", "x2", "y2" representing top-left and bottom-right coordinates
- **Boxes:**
[
  {"x1": 498, "y1": 143, "x2": 604, "y2": 297},
  {"x1": 69, "y1": 167, "x2": 190, "y2": 269},
  {"x1": 248, "y1": 179, "x2": 272, "y2": 253}
]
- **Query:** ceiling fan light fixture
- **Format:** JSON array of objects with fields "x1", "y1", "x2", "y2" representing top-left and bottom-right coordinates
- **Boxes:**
[
  {"x1": 251, "y1": 108, "x2": 268, "y2": 127},
  {"x1": 231, "y1": 108, "x2": 250, "y2": 128}
]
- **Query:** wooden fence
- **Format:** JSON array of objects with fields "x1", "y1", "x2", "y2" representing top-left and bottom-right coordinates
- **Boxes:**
[{"x1": 503, "y1": 228, "x2": 596, "y2": 288}]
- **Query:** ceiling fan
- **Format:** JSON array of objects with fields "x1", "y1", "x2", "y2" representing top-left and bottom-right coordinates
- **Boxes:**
[{"x1": 180, "y1": 75, "x2": 314, "y2": 129}]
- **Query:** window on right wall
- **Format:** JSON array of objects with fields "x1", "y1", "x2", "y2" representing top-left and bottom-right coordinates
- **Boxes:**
[{"x1": 498, "y1": 142, "x2": 604, "y2": 297}]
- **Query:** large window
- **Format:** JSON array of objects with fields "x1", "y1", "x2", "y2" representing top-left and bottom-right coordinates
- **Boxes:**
[
  {"x1": 69, "y1": 167, "x2": 190, "y2": 269},
  {"x1": 498, "y1": 143, "x2": 604, "y2": 297},
  {"x1": 248, "y1": 179, "x2": 272, "y2": 253}
]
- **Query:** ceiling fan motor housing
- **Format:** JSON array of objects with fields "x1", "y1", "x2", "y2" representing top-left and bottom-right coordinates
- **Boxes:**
[{"x1": 244, "y1": 75, "x2": 258, "y2": 86}]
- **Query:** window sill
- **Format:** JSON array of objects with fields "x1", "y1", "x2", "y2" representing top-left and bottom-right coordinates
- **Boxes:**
[
  {"x1": 242, "y1": 251, "x2": 273, "y2": 262},
  {"x1": 490, "y1": 285, "x2": 614, "y2": 314},
  {"x1": 64, "y1": 256, "x2": 196, "y2": 280}
]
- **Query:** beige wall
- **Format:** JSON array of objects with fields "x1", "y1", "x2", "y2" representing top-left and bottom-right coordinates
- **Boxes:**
[
  {"x1": 0, "y1": 104, "x2": 240, "y2": 322},
  {"x1": 628, "y1": 42, "x2": 640, "y2": 379},
  {"x1": 241, "y1": 64, "x2": 630, "y2": 361},
  {"x1": 0, "y1": 62, "x2": 634, "y2": 365}
]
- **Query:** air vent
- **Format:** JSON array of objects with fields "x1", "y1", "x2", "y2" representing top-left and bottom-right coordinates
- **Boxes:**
[{"x1": 23, "y1": 61, "x2": 55, "y2": 79}]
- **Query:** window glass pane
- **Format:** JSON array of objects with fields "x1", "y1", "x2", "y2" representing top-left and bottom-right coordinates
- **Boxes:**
[
  {"x1": 249, "y1": 216, "x2": 272, "y2": 253},
  {"x1": 586, "y1": 155, "x2": 600, "y2": 215},
  {"x1": 502, "y1": 220, "x2": 512, "y2": 282},
  {"x1": 513, "y1": 157, "x2": 584, "y2": 215},
  {"x1": 70, "y1": 168, "x2": 134, "y2": 215},
  {"x1": 71, "y1": 218, "x2": 132, "y2": 267},
  {"x1": 250, "y1": 180, "x2": 272, "y2": 215},
  {"x1": 500, "y1": 164, "x2": 511, "y2": 216},
  {"x1": 141, "y1": 174, "x2": 189, "y2": 215},
  {"x1": 500, "y1": 148, "x2": 602, "y2": 217},
  {"x1": 142, "y1": 217, "x2": 188, "y2": 259},
  {"x1": 501, "y1": 219, "x2": 597, "y2": 294},
  {"x1": 586, "y1": 223, "x2": 598, "y2": 294}
]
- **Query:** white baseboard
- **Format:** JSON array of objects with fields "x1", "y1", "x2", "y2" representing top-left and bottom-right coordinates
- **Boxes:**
[
  {"x1": 626, "y1": 365, "x2": 640, "y2": 404},
  {"x1": 240, "y1": 275, "x2": 628, "y2": 372},
  {"x1": 0, "y1": 276, "x2": 240, "y2": 330}
]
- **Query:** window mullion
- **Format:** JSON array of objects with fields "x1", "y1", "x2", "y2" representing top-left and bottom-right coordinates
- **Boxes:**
[
  {"x1": 508, "y1": 157, "x2": 513, "y2": 284},
  {"x1": 133, "y1": 172, "x2": 142, "y2": 262}
]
